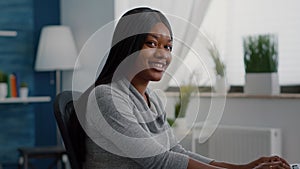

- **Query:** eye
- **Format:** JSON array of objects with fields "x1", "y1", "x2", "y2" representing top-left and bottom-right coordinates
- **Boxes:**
[
  {"x1": 145, "y1": 41, "x2": 157, "y2": 48},
  {"x1": 164, "y1": 45, "x2": 173, "y2": 52}
]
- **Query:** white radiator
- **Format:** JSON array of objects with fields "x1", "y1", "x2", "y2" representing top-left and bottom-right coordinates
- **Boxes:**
[{"x1": 191, "y1": 125, "x2": 282, "y2": 164}]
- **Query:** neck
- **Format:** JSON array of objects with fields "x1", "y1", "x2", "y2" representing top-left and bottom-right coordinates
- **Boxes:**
[
  {"x1": 130, "y1": 76, "x2": 149, "y2": 96},
  {"x1": 131, "y1": 77, "x2": 151, "y2": 107}
]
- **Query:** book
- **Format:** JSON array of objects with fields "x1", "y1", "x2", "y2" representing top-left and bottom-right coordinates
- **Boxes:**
[{"x1": 8, "y1": 74, "x2": 17, "y2": 97}]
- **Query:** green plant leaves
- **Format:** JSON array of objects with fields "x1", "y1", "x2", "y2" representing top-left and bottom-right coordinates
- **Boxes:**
[
  {"x1": 243, "y1": 34, "x2": 278, "y2": 73},
  {"x1": 208, "y1": 42, "x2": 226, "y2": 77},
  {"x1": 174, "y1": 85, "x2": 197, "y2": 118},
  {"x1": 0, "y1": 71, "x2": 8, "y2": 83}
]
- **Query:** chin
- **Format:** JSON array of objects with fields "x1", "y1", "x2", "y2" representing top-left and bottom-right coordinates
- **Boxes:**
[
  {"x1": 149, "y1": 73, "x2": 164, "y2": 81},
  {"x1": 141, "y1": 69, "x2": 165, "y2": 82},
  {"x1": 150, "y1": 76, "x2": 162, "y2": 82}
]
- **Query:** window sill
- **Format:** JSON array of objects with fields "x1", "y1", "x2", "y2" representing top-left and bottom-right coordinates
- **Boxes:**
[
  {"x1": 166, "y1": 85, "x2": 300, "y2": 99},
  {"x1": 165, "y1": 92, "x2": 300, "y2": 99}
]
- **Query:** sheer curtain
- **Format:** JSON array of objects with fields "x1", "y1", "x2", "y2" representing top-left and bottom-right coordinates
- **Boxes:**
[{"x1": 115, "y1": 0, "x2": 211, "y2": 90}]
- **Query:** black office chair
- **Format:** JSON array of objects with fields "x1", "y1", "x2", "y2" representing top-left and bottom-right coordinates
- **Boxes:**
[{"x1": 53, "y1": 91, "x2": 83, "y2": 169}]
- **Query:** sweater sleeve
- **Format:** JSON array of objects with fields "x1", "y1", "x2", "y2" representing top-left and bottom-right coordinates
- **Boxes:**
[
  {"x1": 85, "y1": 86, "x2": 189, "y2": 169},
  {"x1": 171, "y1": 143, "x2": 214, "y2": 164}
]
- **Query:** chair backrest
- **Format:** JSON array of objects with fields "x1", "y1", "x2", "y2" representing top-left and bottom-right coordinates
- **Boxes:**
[{"x1": 54, "y1": 91, "x2": 82, "y2": 169}]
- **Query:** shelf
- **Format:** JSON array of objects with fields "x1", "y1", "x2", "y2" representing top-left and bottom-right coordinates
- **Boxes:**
[{"x1": 0, "y1": 96, "x2": 51, "y2": 104}]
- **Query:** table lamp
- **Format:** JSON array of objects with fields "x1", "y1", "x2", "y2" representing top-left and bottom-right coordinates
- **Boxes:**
[
  {"x1": 35, "y1": 25, "x2": 78, "y2": 95},
  {"x1": 35, "y1": 25, "x2": 78, "y2": 145}
]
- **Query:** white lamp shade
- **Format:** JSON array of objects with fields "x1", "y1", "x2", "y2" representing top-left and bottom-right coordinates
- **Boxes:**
[{"x1": 35, "y1": 25, "x2": 78, "y2": 71}]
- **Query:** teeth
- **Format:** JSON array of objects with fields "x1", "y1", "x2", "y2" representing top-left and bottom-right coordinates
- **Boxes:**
[
  {"x1": 149, "y1": 62, "x2": 166, "y2": 70},
  {"x1": 154, "y1": 63, "x2": 163, "y2": 68}
]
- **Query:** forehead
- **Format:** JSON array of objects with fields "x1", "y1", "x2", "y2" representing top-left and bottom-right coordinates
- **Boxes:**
[{"x1": 148, "y1": 22, "x2": 171, "y2": 40}]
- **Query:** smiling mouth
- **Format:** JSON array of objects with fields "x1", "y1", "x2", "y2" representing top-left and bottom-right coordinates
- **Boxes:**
[{"x1": 148, "y1": 61, "x2": 167, "y2": 71}]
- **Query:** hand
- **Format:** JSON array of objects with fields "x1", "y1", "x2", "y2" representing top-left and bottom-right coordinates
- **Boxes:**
[
  {"x1": 245, "y1": 156, "x2": 290, "y2": 169},
  {"x1": 253, "y1": 161, "x2": 288, "y2": 169}
]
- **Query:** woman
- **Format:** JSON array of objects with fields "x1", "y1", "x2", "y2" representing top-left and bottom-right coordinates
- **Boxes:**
[{"x1": 76, "y1": 7, "x2": 290, "y2": 169}]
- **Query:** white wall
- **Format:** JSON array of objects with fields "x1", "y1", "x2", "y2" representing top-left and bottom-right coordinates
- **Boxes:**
[
  {"x1": 173, "y1": 0, "x2": 300, "y2": 86},
  {"x1": 60, "y1": 0, "x2": 114, "y2": 91},
  {"x1": 165, "y1": 94, "x2": 300, "y2": 163}
]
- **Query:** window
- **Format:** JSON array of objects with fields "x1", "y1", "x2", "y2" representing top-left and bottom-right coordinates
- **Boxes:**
[{"x1": 171, "y1": 0, "x2": 300, "y2": 86}]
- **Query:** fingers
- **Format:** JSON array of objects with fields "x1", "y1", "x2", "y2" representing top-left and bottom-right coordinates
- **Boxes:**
[
  {"x1": 277, "y1": 156, "x2": 290, "y2": 167},
  {"x1": 260, "y1": 161, "x2": 290, "y2": 169},
  {"x1": 268, "y1": 156, "x2": 290, "y2": 168},
  {"x1": 252, "y1": 156, "x2": 291, "y2": 169}
]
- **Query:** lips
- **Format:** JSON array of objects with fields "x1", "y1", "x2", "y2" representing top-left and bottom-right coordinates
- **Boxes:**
[{"x1": 148, "y1": 61, "x2": 167, "y2": 71}]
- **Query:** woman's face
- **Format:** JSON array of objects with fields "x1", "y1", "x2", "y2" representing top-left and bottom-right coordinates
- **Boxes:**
[{"x1": 131, "y1": 22, "x2": 172, "y2": 82}]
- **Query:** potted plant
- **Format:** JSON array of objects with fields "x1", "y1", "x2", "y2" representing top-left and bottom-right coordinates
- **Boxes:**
[
  {"x1": 207, "y1": 43, "x2": 229, "y2": 93},
  {"x1": 19, "y1": 81, "x2": 29, "y2": 98},
  {"x1": 167, "y1": 83, "x2": 196, "y2": 127},
  {"x1": 175, "y1": 85, "x2": 196, "y2": 118},
  {"x1": 173, "y1": 81, "x2": 197, "y2": 131},
  {"x1": 243, "y1": 34, "x2": 279, "y2": 95},
  {"x1": 0, "y1": 71, "x2": 8, "y2": 99}
]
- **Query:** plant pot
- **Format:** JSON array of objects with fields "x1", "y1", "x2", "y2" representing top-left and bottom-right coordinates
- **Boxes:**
[
  {"x1": 0, "y1": 83, "x2": 7, "y2": 99},
  {"x1": 244, "y1": 73, "x2": 280, "y2": 95},
  {"x1": 19, "y1": 87, "x2": 29, "y2": 98},
  {"x1": 214, "y1": 75, "x2": 230, "y2": 94}
]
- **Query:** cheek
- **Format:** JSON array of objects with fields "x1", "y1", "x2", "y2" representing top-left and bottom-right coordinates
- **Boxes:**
[
  {"x1": 137, "y1": 49, "x2": 155, "y2": 64},
  {"x1": 134, "y1": 52, "x2": 150, "y2": 70},
  {"x1": 167, "y1": 54, "x2": 172, "y2": 65},
  {"x1": 140, "y1": 48, "x2": 155, "y2": 58}
]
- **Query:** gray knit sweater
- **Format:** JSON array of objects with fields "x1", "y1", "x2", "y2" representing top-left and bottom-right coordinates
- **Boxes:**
[{"x1": 83, "y1": 78, "x2": 213, "y2": 169}]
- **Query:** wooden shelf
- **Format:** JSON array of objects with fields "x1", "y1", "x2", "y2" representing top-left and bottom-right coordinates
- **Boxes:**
[{"x1": 0, "y1": 96, "x2": 51, "y2": 104}]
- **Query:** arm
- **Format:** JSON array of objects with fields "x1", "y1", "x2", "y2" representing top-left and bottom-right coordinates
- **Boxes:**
[
  {"x1": 210, "y1": 161, "x2": 242, "y2": 169},
  {"x1": 187, "y1": 159, "x2": 226, "y2": 169},
  {"x1": 169, "y1": 132, "x2": 290, "y2": 169},
  {"x1": 171, "y1": 142, "x2": 213, "y2": 164},
  {"x1": 210, "y1": 156, "x2": 291, "y2": 169}
]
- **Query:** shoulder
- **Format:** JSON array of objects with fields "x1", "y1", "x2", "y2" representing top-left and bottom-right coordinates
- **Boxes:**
[
  {"x1": 91, "y1": 83, "x2": 128, "y2": 100},
  {"x1": 87, "y1": 83, "x2": 137, "y2": 122},
  {"x1": 88, "y1": 83, "x2": 132, "y2": 110}
]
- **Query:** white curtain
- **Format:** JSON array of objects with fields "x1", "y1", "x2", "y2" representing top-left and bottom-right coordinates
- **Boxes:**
[{"x1": 115, "y1": 0, "x2": 211, "y2": 90}]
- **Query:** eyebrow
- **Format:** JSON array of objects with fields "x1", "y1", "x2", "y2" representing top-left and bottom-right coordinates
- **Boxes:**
[{"x1": 148, "y1": 33, "x2": 172, "y2": 42}]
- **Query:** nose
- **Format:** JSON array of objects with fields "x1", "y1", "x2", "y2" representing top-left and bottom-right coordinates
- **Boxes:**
[{"x1": 154, "y1": 48, "x2": 169, "y2": 59}]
